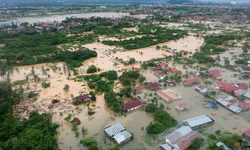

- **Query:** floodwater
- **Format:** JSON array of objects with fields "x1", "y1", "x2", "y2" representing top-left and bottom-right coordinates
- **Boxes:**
[{"x1": 9, "y1": 12, "x2": 129, "y2": 24}]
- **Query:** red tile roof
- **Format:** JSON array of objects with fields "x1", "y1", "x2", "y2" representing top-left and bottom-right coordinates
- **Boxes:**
[
  {"x1": 42, "y1": 23, "x2": 49, "y2": 27},
  {"x1": 238, "y1": 103, "x2": 250, "y2": 109},
  {"x1": 208, "y1": 69, "x2": 220, "y2": 75},
  {"x1": 241, "y1": 66, "x2": 250, "y2": 71},
  {"x1": 178, "y1": 103, "x2": 187, "y2": 108},
  {"x1": 237, "y1": 83, "x2": 248, "y2": 89},
  {"x1": 157, "y1": 63, "x2": 165, "y2": 67},
  {"x1": 134, "y1": 67, "x2": 140, "y2": 71},
  {"x1": 243, "y1": 129, "x2": 250, "y2": 137},
  {"x1": 71, "y1": 118, "x2": 81, "y2": 125},
  {"x1": 212, "y1": 73, "x2": 222, "y2": 78},
  {"x1": 184, "y1": 78, "x2": 200, "y2": 84},
  {"x1": 168, "y1": 68, "x2": 181, "y2": 73},
  {"x1": 146, "y1": 82, "x2": 162, "y2": 89},
  {"x1": 223, "y1": 86, "x2": 240, "y2": 93},
  {"x1": 154, "y1": 70, "x2": 162, "y2": 74},
  {"x1": 122, "y1": 98, "x2": 142, "y2": 111},
  {"x1": 132, "y1": 86, "x2": 143, "y2": 92},
  {"x1": 157, "y1": 90, "x2": 173, "y2": 100}
]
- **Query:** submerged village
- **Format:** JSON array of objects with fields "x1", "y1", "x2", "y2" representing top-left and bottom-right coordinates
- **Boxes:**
[{"x1": 1, "y1": 2, "x2": 250, "y2": 150}]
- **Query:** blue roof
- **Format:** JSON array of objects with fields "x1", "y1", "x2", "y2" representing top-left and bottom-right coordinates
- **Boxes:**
[{"x1": 209, "y1": 103, "x2": 214, "y2": 107}]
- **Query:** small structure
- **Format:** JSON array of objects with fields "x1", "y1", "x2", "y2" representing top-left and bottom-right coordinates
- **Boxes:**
[
  {"x1": 183, "y1": 78, "x2": 200, "y2": 86},
  {"x1": 243, "y1": 129, "x2": 250, "y2": 141},
  {"x1": 71, "y1": 118, "x2": 81, "y2": 125},
  {"x1": 215, "y1": 81, "x2": 231, "y2": 90},
  {"x1": 162, "y1": 126, "x2": 203, "y2": 150},
  {"x1": 104, "y1": 123, "x2": 125, "y2": 137},
  {"x1": 236, "y1": 83, "x2": 248, "y2": 89},
  {"x1": 132, "y1": 86, "x2": 143, "y2": 93},
  {"x1": 145, "y1": 82, "x2": 162, "y2": 90},
  {"x1": 183, "y1": 115, "x2": 214, "y2": 129},
  {"x1": 225, "y1": 96, "x2": 236, "y2": 103},
  {"x1": 157, "y1": 63, "x2": 165, "y2": 68},
  {"x1": 77, "y1": 94, "x2": 91, "y2": 102},
  {"x1": 122, "y1": 98, "x2": 142, "y2": 112},
  {"x1": 159, "y1": 143, "x2": 179, "y2": 150},
  {"x1": 167, "y1": 68, "x2": 181, "y2": 74},
  {"x1": 175, "y1": 103, "x2": 187, "y2": 111},
  {"x1": 228, "y1": 105, "x2": 242, "y2": 113},
  {"x1": 157, "y1": 90, "x2": 182, "y2": 102},
  {"x1": 216, "y1": 142, "x2": 232, "y2": 150},
  {"x1": 195, "y1": 85, "x2": 208, "y2": 94},
  {"x1": 237, "y1": 103, "x2": 250, "y2": 111},
  {"x1": 113, "y1": 130, "x2": 132, "y2": 145}
]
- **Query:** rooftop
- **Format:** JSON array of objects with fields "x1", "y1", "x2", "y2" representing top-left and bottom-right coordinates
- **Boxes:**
[
  {"x1": 104, "y1": 123, "x2": 125, "y2": 137},
  {"x1": 183, "y1": 115, "x2": 213, "y2": 128},
  {"x1": 244, "y1": 129, "x2": 250, "y2": 137}
]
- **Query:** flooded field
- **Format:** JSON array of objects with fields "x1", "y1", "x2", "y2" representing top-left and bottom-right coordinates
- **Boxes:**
[{"x1": 8, "y1": 12, "x2": 129, "y2": 24}]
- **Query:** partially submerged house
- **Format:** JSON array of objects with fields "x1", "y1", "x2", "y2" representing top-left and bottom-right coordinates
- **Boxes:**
[
  {"x1": 238, "y1": 66, "x2": 250, "y2": 73},
  {"x1": 216, "y1": 99, "x2": 242, "y2": 113},
  {"x1": 208, "y1": 69, "x2": 222, "y2": 80},
  {"x1": 132, "y1": 86, "x2": 143, "y2": 93},
  {"x1": 77, "y1": 94, "x2": 91, "y2": 102},
  {"x1": 244, "y1": 92, "x2": 250, "y2": 100},
  {"x1": 104, "y1": 123, "x2": 132, "y2": 145},
  {"x1": 145, "y1": 82, "x2": 162, "y2": 90},
  {"x1": 195, "y1": 85, "x2": 208, "y2": 94},
  {"x1": 183, "y1": 78, "x2": 200, "y2": 86},
  {"x1": 133, "y1": 67, "x2": 140, "y2": 72},
  {"x1": 160, "y1": 126, "x2": 202, "y2": 150},
  {"x1": 183, "y1": 115, "x2": 214, "y2": 129},
  {"x1": 236, "y1": 83, "x2": 248, "y2": 89},
  {"x1": 237, "y1": 103, "x2": 249, "y2": 111},
  {"x1": 71, "y1": 118, "x2": 81, "y2": 125},
  {"x1": 215, "y1": 81, "x2": 232, "y2": 90},
  {"x1": 157, "y1": 90, "x2": 182, "y2": 102},
  {"x1": 243, "y1": 129, "x2": 250, "y2": 141},
  {"x1": 122, "y1": 98, "x2": 142, "y2": 112},
  {"x1": 175, "y1": 103, "x2": 187, "y2": 111}
]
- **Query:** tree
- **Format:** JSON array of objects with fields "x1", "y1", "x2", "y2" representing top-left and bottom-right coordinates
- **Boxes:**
[
  {"x1": 41, "y1": 81, "x2": 50, "y2": 88},
  {"x1": 87, "y1": 65, "x2": 98, "y2": 73},
  {"x1": 72, "y1": 122, "x2": 79, "y2": 137},
  {"x1": 139, "y1": 75, "x2": 146, "y2": 83},
  {"x1": 63, "y1": 84, "x2": 70, "y2": 92},
  {"x1": 120, "y1": 86, "x2": 132, "y2": 97},
  {"x1": 108, "y1": 145, "x2": 119, "y2": 150},
  {"x1": 190, "y1": 138, "x2": 204, "y2": 150},
  {"x1": 145, "y1": 103, "x2": 158, "y2": 112}
]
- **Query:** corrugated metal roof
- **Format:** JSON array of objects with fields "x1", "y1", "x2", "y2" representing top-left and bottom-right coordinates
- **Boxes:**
[
  {"x1": 176, "y1": 126, "x2": 192, "y2": 136},
  {"x1": 173, "y1": 131, "x2": 202, "y2": 150},
  {"x1": 113, "y1": 130, "x2": 132, "y2": 144},
  {"x1": 216, "y1": 98, "x2": 229, "y2": 107},
  {"x1": 244, "y1": 92, "x2": 250, "y2": 99},
  {"x1": 104, "y1": 123, "x2": 125, "y2": 137},
  {"x1": 228, "y1": 105, "x2": 242, "y2": 112},
  {"x1": 183, "y1": 115, "x2": 213, "y2": 128},
  {"x1": 160, "y1": 144, "x2": 179, "y2": 150},
  {"x1": 216, "y1": 142, "x2": 232, "y2": 150},
  {"x1": 165, "y1": 126, "x2": 192, "y2": 144}
]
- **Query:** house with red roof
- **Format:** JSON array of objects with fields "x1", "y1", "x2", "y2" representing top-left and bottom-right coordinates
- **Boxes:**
[
  {"x1": 145, "y1": 82, "x2": 162, "y2": 90},
  {"x1": 157, "y1": 63, "x2": 165, "y2": 68},
  {"x1": 243, "y1": 129, "x2": 250, "y2": 141},
  {"x1": 77, "y1": 94, "x2": 91, "y2": 102},
  {"x1": 167, "y1": 68, "x2": 181, "y2": 74},
  {"x1": 236, "y1": 83, "x2": 248, "y2": 89},
  {"x1": 237, "y1": 103, "x2": 249, "y2": 111},
  {"x1": 238, "y1": 66, "x2": 250, "y2": 73},
  {"x1": 134, "y1": 67, "x2": 140, "y2": 72},
  {"x1": 222, "y1": 86, "x2": 240, "y2": 94},
  {"x1": 71, "y1": 118, "x2": 81, "y2": 125},
  {"x1": 175, "y1": 103, "x2": 187, "y2": 111},
  {"x1": 208, "y1": 69, "x2": 222, "y2": 80},
  {"x1": 132, "y1": 86, "x2": 143, "y2": 93},
  {"x1": 42, "y1": 23, "x2": 49, "y2": 27},
  {"x1": 183, "y1": 78, "x2": 200, "y2": 86},
  {"x1": 215, "y1": 81, "x2": 232, "y2": 90},
  {"x1": 122, "y1": 98, "x2": 142, "y2": 112}
]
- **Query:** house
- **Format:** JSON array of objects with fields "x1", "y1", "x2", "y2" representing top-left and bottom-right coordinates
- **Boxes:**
[
  {"x1": 104, "y1": 123, "x2": 132, "y2": 145},
  {"x1": 134, "y1": 67, "x2": 140, "y2": 72},
  {"x1": 167, "y1": 68, "x2": 181, "y2": 74},
  {"x1": 104, "y1": 123, "x2": 125, "y2": 137},
  {"x1": 157, "y1": 63, "x2": 165, "y2": 68},
  {"x1": 159, "y1": 143, "x2": 179, "y2": 150},
  {"x1": 236, "y1": 83, "x2": 248, "y2": 89},
  {"x1": 221, "y1": 86, "x2": 240, "y2": 94},
  {"x1": 157, "y1": 90, "x2": 173, "y2": 102},
  {"x1": 244, "y1": 92, "x2": 250, "y2": 99},
  {"x1": 113, "y1": 130, "x2": 132, "y2": 145},
  {"x1": 238, "y1": 66, "x2": 250, "y2": 73},
  {"x1": 175, "y1": 103, "x2": 187, "y2": 111},
  {"x1": 216, "y1": 142, "x2": 232, "y2": 150},
  {"x1": 243, "y1": 129, "x2": 250, "y2": 141},
  {"x1": 195, "y1": 85, "x2": 208, "y2": 94},
  {"x1": 71, "y1": 118, "x2": 81, "y2": 125},
  {"x1": 225, "y1": 96, "x2": 236, "y2": 103},
  {"x1": 77, "y1": 94, "x2": 91, "y2": 102},
  {"x1": 145, "y1": 82, "x2": 162, "y2": 90},
  {"x1": 228, "y1": 105, "x2": 242, "y2": 113},
  {"x1": 207, "y1": 69, "x2": 222, "y2": 80},
  {"x1": 132, "y1": 86, "x2": 143, "y2": 93},
  {"x1": 216, "y1": 98, "x2": 231, "y2": 107},
  {"x1": 122, "y1": 98, "x2": 142, "y2": 112},
  {"x1": 237, "y1": 103, "x2": 250, "y2": 111},
  {"x1": 215, "y1": 81, "x2": 231, "y2": 90},
  {"x1": 183, "y1": 78, "x2": 200, "y2": 86},
  {"x1": 162, "y1": 126, "x2": 202, "y2": 150},
  {"x1": 183, "y1": 115, "x2": 214, "y2": 129}
]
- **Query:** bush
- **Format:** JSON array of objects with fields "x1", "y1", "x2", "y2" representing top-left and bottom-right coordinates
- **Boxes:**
[
  {"x1": 87, "y1": 65, "x2": 97, "y2": 73},
  {"x1": 41, "y1": 81, "x2": 50, "y2": 88},
  {"x1": 145, "y1": 103, "x2": 158, "y2": 113},
  {"x1": 80, "y1": 137, "x2": 97, "y2": 146}
]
